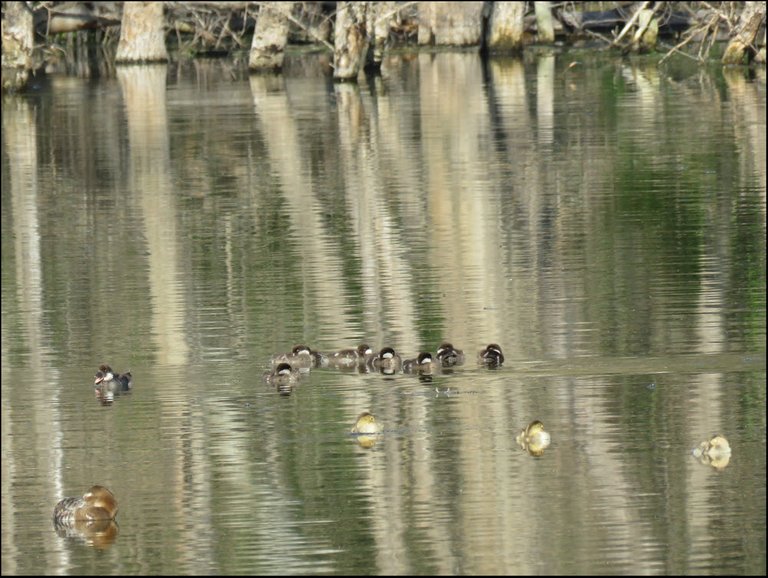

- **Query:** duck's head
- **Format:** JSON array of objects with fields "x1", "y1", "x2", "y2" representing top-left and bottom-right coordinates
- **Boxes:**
[
  {"x1": 83, "y1": 485, "x2": 118, "y2": 519},
  {"x1": 275, "y1": 363, "x2": 293, "y2": 376},
  {"x1": 379, "y1": 347, "x2": 397, "y2": 359}
]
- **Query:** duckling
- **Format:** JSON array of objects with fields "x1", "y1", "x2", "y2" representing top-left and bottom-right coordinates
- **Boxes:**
[
  {"x1": 328, "y1": 343, "x2": 374, "y2": 371},
  {"x1": 263, "y1": 362, "x2": 301, "y2": 395},
  {"x1": 350, "y1": 411, "x2": 381, "y2": 448},
  {"x1": 351, "y1": 411, "x2": 380, "y2": 435},
  {"x1": 402, "y1": 351, "x2": 440, "y2": 374},
  {"x1": 436, "y1": 342, "x2": 465, "y2": 367},
  {"x1": 94, "y1": 364, "x2": 133, "y2": 392},
  {"x1": 271, "y1": 345, "x2": 326, "y2": 372},
  {"x1": 692, "y1": 435, "x2": 731, "y2": 470},
  {"x1": 368, "y1": 347, "x2": 402, "y2": 375},
  {"x1": 53, "y1": 485, "x2": 118, "y2": 527},
  {"x1": 478, "y1": 343, "x2": 504, "y2": 367},
  {"x1": 515, "y1": 420, "x2": 551, "y2": 456}
]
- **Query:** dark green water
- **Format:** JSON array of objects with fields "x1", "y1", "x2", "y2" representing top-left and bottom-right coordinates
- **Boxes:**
[{"x1": 1, "y1": 50, "x2": 765, "y2": 575}]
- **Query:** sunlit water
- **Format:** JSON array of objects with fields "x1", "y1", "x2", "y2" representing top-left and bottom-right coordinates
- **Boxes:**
[{"x1": 2, "y1": 48, "x2": 765, "y2": 575}]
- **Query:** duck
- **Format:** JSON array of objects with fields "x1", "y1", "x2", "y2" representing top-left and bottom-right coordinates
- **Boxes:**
[
  {"x1": 271, "y1": 345, "x2": 327, "y2": 372},
  {"x1": 94, "y1": 364, "x2": 133, "y2": 392},
  {"x1": 692, "y1": 434, "x2": 731, "y2": 470},
  {"x1": 327, "y1": 343, "x2": 374, "y2": 371},
  {"x1": 436, "y1": 342, "x2": 465, "y2": 367},
  {"x1": 515, "y1": 420, "x2": 551, "y2": 456},
  {"x1": 402, "y1": 351, "x2": 440, "y2": 374},
  {"x1": 264, "y1": 362, "x2": 301, "y2": 395},
  {"x1": 478, "y1": 343, "x2": 504, "y2": 367},
  {"x1": 53, "y1": 485, "x2": 118, "y2": 527},
  {"x1": 368, "y1": 347, "x2": 402, "y2": 375}
]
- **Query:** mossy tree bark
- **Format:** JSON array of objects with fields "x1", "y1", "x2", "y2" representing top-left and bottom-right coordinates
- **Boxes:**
[
  {"x1": 333, "y1": 2, "x2": 369, "y2": 82},
  {"x1": 487, "y1": 2, "x2": 526, "y2": 53},
  {"x1": 534, "y1": 1, "x2": 555, "y2": 44},
  {"x1": 116, "y1": 1, "x2": 168, "y2": 64},
  {"x1": 2, "y1": 1, "x2": 36, "y2": 91},
  {"x1": 249, "y1": 1, "x2": 294, "y2": 72},
  {"x1": 417, "y1": 1, "x2": 484, "y2": 46},
  {"x1": 722, "y1": 1, "x2": 765, "y2": 65}
]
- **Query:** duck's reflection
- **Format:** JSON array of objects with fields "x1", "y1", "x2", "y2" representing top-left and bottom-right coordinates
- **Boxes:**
[{"x1": 54, "y1": 518, "x2": 119, "y2": 549}]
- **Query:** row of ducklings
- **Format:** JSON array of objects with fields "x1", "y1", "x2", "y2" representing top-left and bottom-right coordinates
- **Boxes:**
[{"x1": 264, "y1": 342, "x2": 505, "y2": 393}]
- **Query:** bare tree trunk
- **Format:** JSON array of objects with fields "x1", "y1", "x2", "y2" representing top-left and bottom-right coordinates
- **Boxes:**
[
  {"x1": 723, "y1": 1, "x2": 765, "y2": 65},
  {"x1": 249, "y1": 2, "x2": 293, "y2": 72},
  {"x1": 417, "y1": 2, "x2": 484, "y2": 46},
  {"x1": 487, "y1": 2, "x2": 526, "y2": 53},
  {"x1": 2, "y1": 1, "x2": 36, "y2": 91},
  {"x1": 534, "y1": 1, "x2": 555, "y2": 44},
  {"x1": 333, "y1": 2, "x2": 369, "y2": 82},
  {"x1": 368, "y1": 1, "x2": 396, "y2": 68},
  {"x1": 631, "y1": 8, "x2": 659, "y2": 53},
  {"x1": 116, "y1": 2, "x2": 168, "y2": 63}
]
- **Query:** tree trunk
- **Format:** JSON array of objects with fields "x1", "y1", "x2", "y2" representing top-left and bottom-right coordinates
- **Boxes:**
[
  {"x1": 368, "y1": 1, "x2": 396, "y2": 68},
  {"x1": 116, "y1": 2, "x2": 168, "y2": 64},
  {"x1": 333, "y1": 2, "x2": 369, "y2": 82},
  {"x1": 2, "y1": 1, "x2": 36, "y2": 92},
  {"x1": 722, "y1": 1, "x2": 765, "y2": 65},
  {"x1": 417, "y1": 2, "x2": 484, "y2": 47},
  {"x1": 631, "y1": 8, "x2": 658, "y2": 53},
  {"x1": 249, "y1": 2, "x2": 293, "y2": 72},
  {"x1": 487, "y1": 2, "x2": 526, "y2": 53},
  {"x1": 534, "y1": 1, "x2": 555, "y2": 44}
]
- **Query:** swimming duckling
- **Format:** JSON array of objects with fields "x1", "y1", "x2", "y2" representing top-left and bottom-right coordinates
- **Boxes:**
[
  {"x1": 402, "y1": 351, "x2": 440, "y2": 375},
  {"x1": 692, "y1": 434, "x2": 731, "y2": 470},
  {"x1": 478, "y1": 343, "x2": 504, "y2": 367},
  {"x1": 94, "y1": 364, "x2": 133, "y2": 392},
  {"x1": 436, "y1": 342, "x2": 465, "y2": 367},
  {"x1": 351, "y1": 411, "x2": 380, "y2": 435},
  {"x1": 264, "y1": 362, "x2": 301, "y2": 395},
  {"x1": 368, "y1": 347, "x2": 402, "y2": 375},
  {"x1": 515, "y1": 420, "x2": 551, "y2": 456},
  {"x1": 53, "y1": 485, "x2": 118, "y2": 527},
  {"x1": 351, "y1": 411, "x2": 381, "y2": 448},
  {"x1": 328, "y1": 343, "x2": 374, "y2": 371},
  {"x1": 271, "y1": 345, "x2": 326, "y2": 372}
]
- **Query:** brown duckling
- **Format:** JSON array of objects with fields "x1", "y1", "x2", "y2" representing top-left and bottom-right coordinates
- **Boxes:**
[
  {"x1": 328, "y1": 343, "x2": 374, "y2": 371},
  {"x1": 402, "y1": 351, "x2": 439, "y2": 374},
  {"x1": 436, "y1": 342, "x2": 465, "y2": 367},
  {"x1": 264, "y1": 362, "x2": 301, "y2": 395},
  {"x1": 368, "y1": 347, "x2": 402, "y2": 375},
  {"x1": 271, "y1": 345, "x2": 327, "y2": 371},
  {"x1": 478, "y1": 343, "x2": 504, "y2": 367}
]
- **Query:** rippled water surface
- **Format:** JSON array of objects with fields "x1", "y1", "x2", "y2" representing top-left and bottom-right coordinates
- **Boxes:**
[{"x1": 2, "y1": 50, "x2": 765, "y2": 575}]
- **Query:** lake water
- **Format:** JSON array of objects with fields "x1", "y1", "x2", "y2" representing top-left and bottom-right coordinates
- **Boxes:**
[{"x1": 1, "y1": 48, "x2": 765, "y2": 575}]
